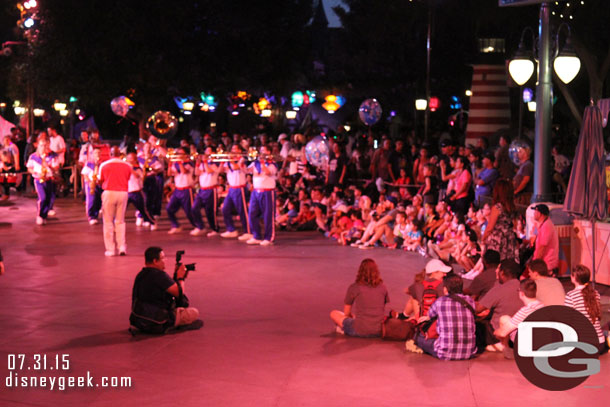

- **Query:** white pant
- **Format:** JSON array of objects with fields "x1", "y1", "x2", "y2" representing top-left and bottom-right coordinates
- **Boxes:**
[{"x1": 102, "y1": 190, "x2": 128, "y2": 252}]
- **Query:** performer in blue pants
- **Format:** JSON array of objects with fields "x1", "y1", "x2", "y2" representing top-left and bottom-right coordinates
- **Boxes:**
[
  {"x1": 191, "y1": 148, "x2": 221, "y2": 237},
  {"x1": 246, "y1": 145, "x2": 277, "y2": 246},
  {"x1": 223, "y1": 146, "x2": 251, "y2": 239},
  {"x1": 126, "y1": 152, "x2": 156, "y2": 230},
  {"x1": 26, "y1": 138, "x2": 60, "y2": 225},
  {"x1": 166, "y1": 148, "x2": 197, "y2": 234},
  {"x1": 81, "y1": 148, "x2": 103, "y2": 224},
  {"x1": 138, "y1": 140, "x2": 165, "y2": 219}
]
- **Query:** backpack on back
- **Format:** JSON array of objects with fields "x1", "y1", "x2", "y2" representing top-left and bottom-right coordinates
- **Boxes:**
[{"x1": 420, "y1": 279, "x2": 442, "y2": 316}]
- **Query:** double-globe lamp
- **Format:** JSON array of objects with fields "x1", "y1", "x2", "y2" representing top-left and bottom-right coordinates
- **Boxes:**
[{"x1": 508, "y1": 24, "x2": 581, "y2": 86}]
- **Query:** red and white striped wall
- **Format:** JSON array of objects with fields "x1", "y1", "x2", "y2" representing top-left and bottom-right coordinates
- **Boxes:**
[{"x1": 465, "y1": 64, "x2": 511, "y2": 144}]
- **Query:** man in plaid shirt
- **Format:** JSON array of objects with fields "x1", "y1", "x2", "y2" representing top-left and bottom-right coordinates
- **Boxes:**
[{"x1": 415, "y1": 274, "x2": 477, "y2": 360}]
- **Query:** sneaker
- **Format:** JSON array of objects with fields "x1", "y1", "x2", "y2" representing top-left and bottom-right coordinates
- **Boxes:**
[
  {"x1": 238, "y1": 233, "x2": 253, "y2": 241},
  {"x1": 190, "y1": 228, "x2": 204, "y2": 236},
  {"x1": 143, "y1": 221, "x2": 151, "y2": 227},
  {"x1": 206, "y1": 231, "x2": 219, "y2": 237},
  {"x1": 119, "y1": 249, "x2": 127, "y2": 256},
  {"x1": 221, "y1": 230, "x2": 239, "y2": 238},
  {"x1": 246, "y1": 238, "x2": 262, "y2": 245},
  {"x1": 36, "y1": 216, "x2": 44, "y2": 225},
  {"x1": 485, "y1": 344, "x2": 498, "y2": 352},
  {"x1": 104, "y1": 251, "x2": 116, "y2": 257},
  {"x1": 405, "y1": 339, "x2": 424, "y2": 354},
  {"x1": 135, "y1": 217, "x2": 143, "y2": 227},
  {"x1": 260, "y1": 240, "x2": 273, "y2": 246},
  {"x1": 47, "y1": 209, "x2": 56, "y2": 217},
  {"x1": 168, "y1": 227, "x2": 182, "y2": 235},
  {"x1": 89, "y1": 219, "x2": 98, "y2": 225},
  {"x1": 150, "y1": 224, "x2": 157, "y2": 231},
  {"x1": 359, "y1": 243, "x2": 373, "y2": 249}
]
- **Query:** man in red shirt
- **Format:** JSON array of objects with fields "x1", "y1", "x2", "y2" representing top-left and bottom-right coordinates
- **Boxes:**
[
  {"x1": 532, "y1": 204, "x2": 559, "y2": 275},
  {"x1": 98, "y1": 147, "x2": 132, "y2": 256}
]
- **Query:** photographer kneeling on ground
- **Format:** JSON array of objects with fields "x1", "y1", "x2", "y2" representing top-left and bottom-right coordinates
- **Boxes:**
[{"x1": 130, "y1": 246, "x2": 202, "y2": 333}]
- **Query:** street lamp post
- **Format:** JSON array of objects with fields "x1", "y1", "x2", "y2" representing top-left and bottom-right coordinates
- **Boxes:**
[
  {"x1": 424, "y1": 3, "x2": 433, "y2": 142},
  {"x1": 534, "y1": 2, "x2": 553, "y2": 203},
  {"x1": 507, "y1": 3, "x2": 580, "y2": 203}
]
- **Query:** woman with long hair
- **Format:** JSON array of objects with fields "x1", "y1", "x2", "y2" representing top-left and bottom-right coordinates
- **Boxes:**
[
  {"x1": 330, "y1": 258, "x2": 389, "y2": 337},
  {"x1": 481, "y1": 178, "x2": 519, "y2": 262},
  {"x1": 565, "y1": 265, "x2": 608, "y2": 353}
]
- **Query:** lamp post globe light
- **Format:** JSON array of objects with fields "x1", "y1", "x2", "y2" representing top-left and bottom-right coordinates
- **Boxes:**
[
  {"x1": 508, "y1": 42, "x2": 535, "y2": 86},
  {"x1": 553, "y1": 35, "x2": 581, "y2": 84}
]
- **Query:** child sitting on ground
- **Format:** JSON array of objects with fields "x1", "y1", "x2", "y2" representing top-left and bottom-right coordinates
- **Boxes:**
[
  {"x1": 340, "y1": 210, "x2": 365, "y2": 246},
  {"x1": 404, "y1": 219, "x2": 424, "y2": 253},
  {"x1": 291, "y1": 202, "x2": 316, "y2": 231},
  {"x1": 389, "y1": 210, "x2": 408, "y2": 249},
  {"x1": 456, "y1": 229, "x2": 481, "y2": 271},
  {"x1": 276, "y1": 197, "x2": 299, "y2": 228}
]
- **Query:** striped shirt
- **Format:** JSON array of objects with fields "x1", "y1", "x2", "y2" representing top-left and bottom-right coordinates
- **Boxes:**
[
  {"x1": 510, "y1": 300, "x2": 544, "y2": 341},
  {"x1": 565, "y1": 286, "x2": 605, "y2": 343},
  {"x1": 428, "y1": 294, "x2": 477, "y2": 360}
]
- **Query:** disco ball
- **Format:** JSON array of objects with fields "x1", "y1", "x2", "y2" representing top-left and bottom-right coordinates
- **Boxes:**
[
  {"x1": 358, "y1": 98, "x2": 382, "y2": 126},
  {"x1": 305, "y1": 135, "x2": 330, "y2": 168},
  {"x1": 110, "y1": 96, "x2": 133, "y2": 117},
  {"x1": 508, "y1": 140, "x2": 530, "y2": 165}
]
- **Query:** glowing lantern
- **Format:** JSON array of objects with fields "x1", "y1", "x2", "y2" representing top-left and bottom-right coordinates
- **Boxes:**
[
  {"x1": 291, "y1": 91, "x2": 304, "y2": 108},
  {"x1": 257, "y1": 98, "x2": 270, "y2": 111},
  {"x1": 322, "y1": 95, "x2": 340, "y2": 114}
]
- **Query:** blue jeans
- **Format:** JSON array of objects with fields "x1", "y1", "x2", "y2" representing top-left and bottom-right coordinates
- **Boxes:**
[{"x1": 415, "y1": 332, "x2": 439, "y2": 358}]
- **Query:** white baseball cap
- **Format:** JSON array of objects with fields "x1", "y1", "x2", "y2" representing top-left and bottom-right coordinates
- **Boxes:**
[{"x1": 425, "y1": 259, "x2": 452, "y2": 274}]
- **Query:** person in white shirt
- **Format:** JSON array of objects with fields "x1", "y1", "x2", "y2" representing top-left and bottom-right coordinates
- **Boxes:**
[
  {"x1": 166, "y1": 147, "x2": 197, "y2": 234},
  {"x1": 222, "y1": 144, "x2": 251, "y2": 239},
  {"x1": 246, "y1": 145, "x2": 278, "y2": 246},
  {"x1": 137, "y1": 143, "x2": 164, "y2": 224},
  {"x1": 191, "y1": 147, "x2": 221, "y2": 236},
  {"x1": 81, "y1": 147, "x2": 103, "y2": 224},
  {"x1": 126, "y1": 152, "x2": 156, "y2": 230},
  {"x1": 48, "y1": 127, "x2": 66, "y2": 167},
  {"x1": 2, "y1": 135, "x2": 20, "y2": 171},
  {"x1": 26, "y1": 138, "x2": 60, "y2": 225}
]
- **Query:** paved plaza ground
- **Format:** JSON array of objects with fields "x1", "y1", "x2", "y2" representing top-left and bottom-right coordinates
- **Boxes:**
[{"x1": 0, "y1": 196, "x2": 608, "y2": 406}]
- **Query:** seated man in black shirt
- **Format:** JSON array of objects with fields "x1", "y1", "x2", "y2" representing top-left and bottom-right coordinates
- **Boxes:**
[{"x1": 129, "y1": 246, "x2": 202, "y2": 333}]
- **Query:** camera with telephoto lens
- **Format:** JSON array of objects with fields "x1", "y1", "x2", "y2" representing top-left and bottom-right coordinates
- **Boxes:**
[{"x1": 175, "y1": 250, "x2": 196, "y2": 280}]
